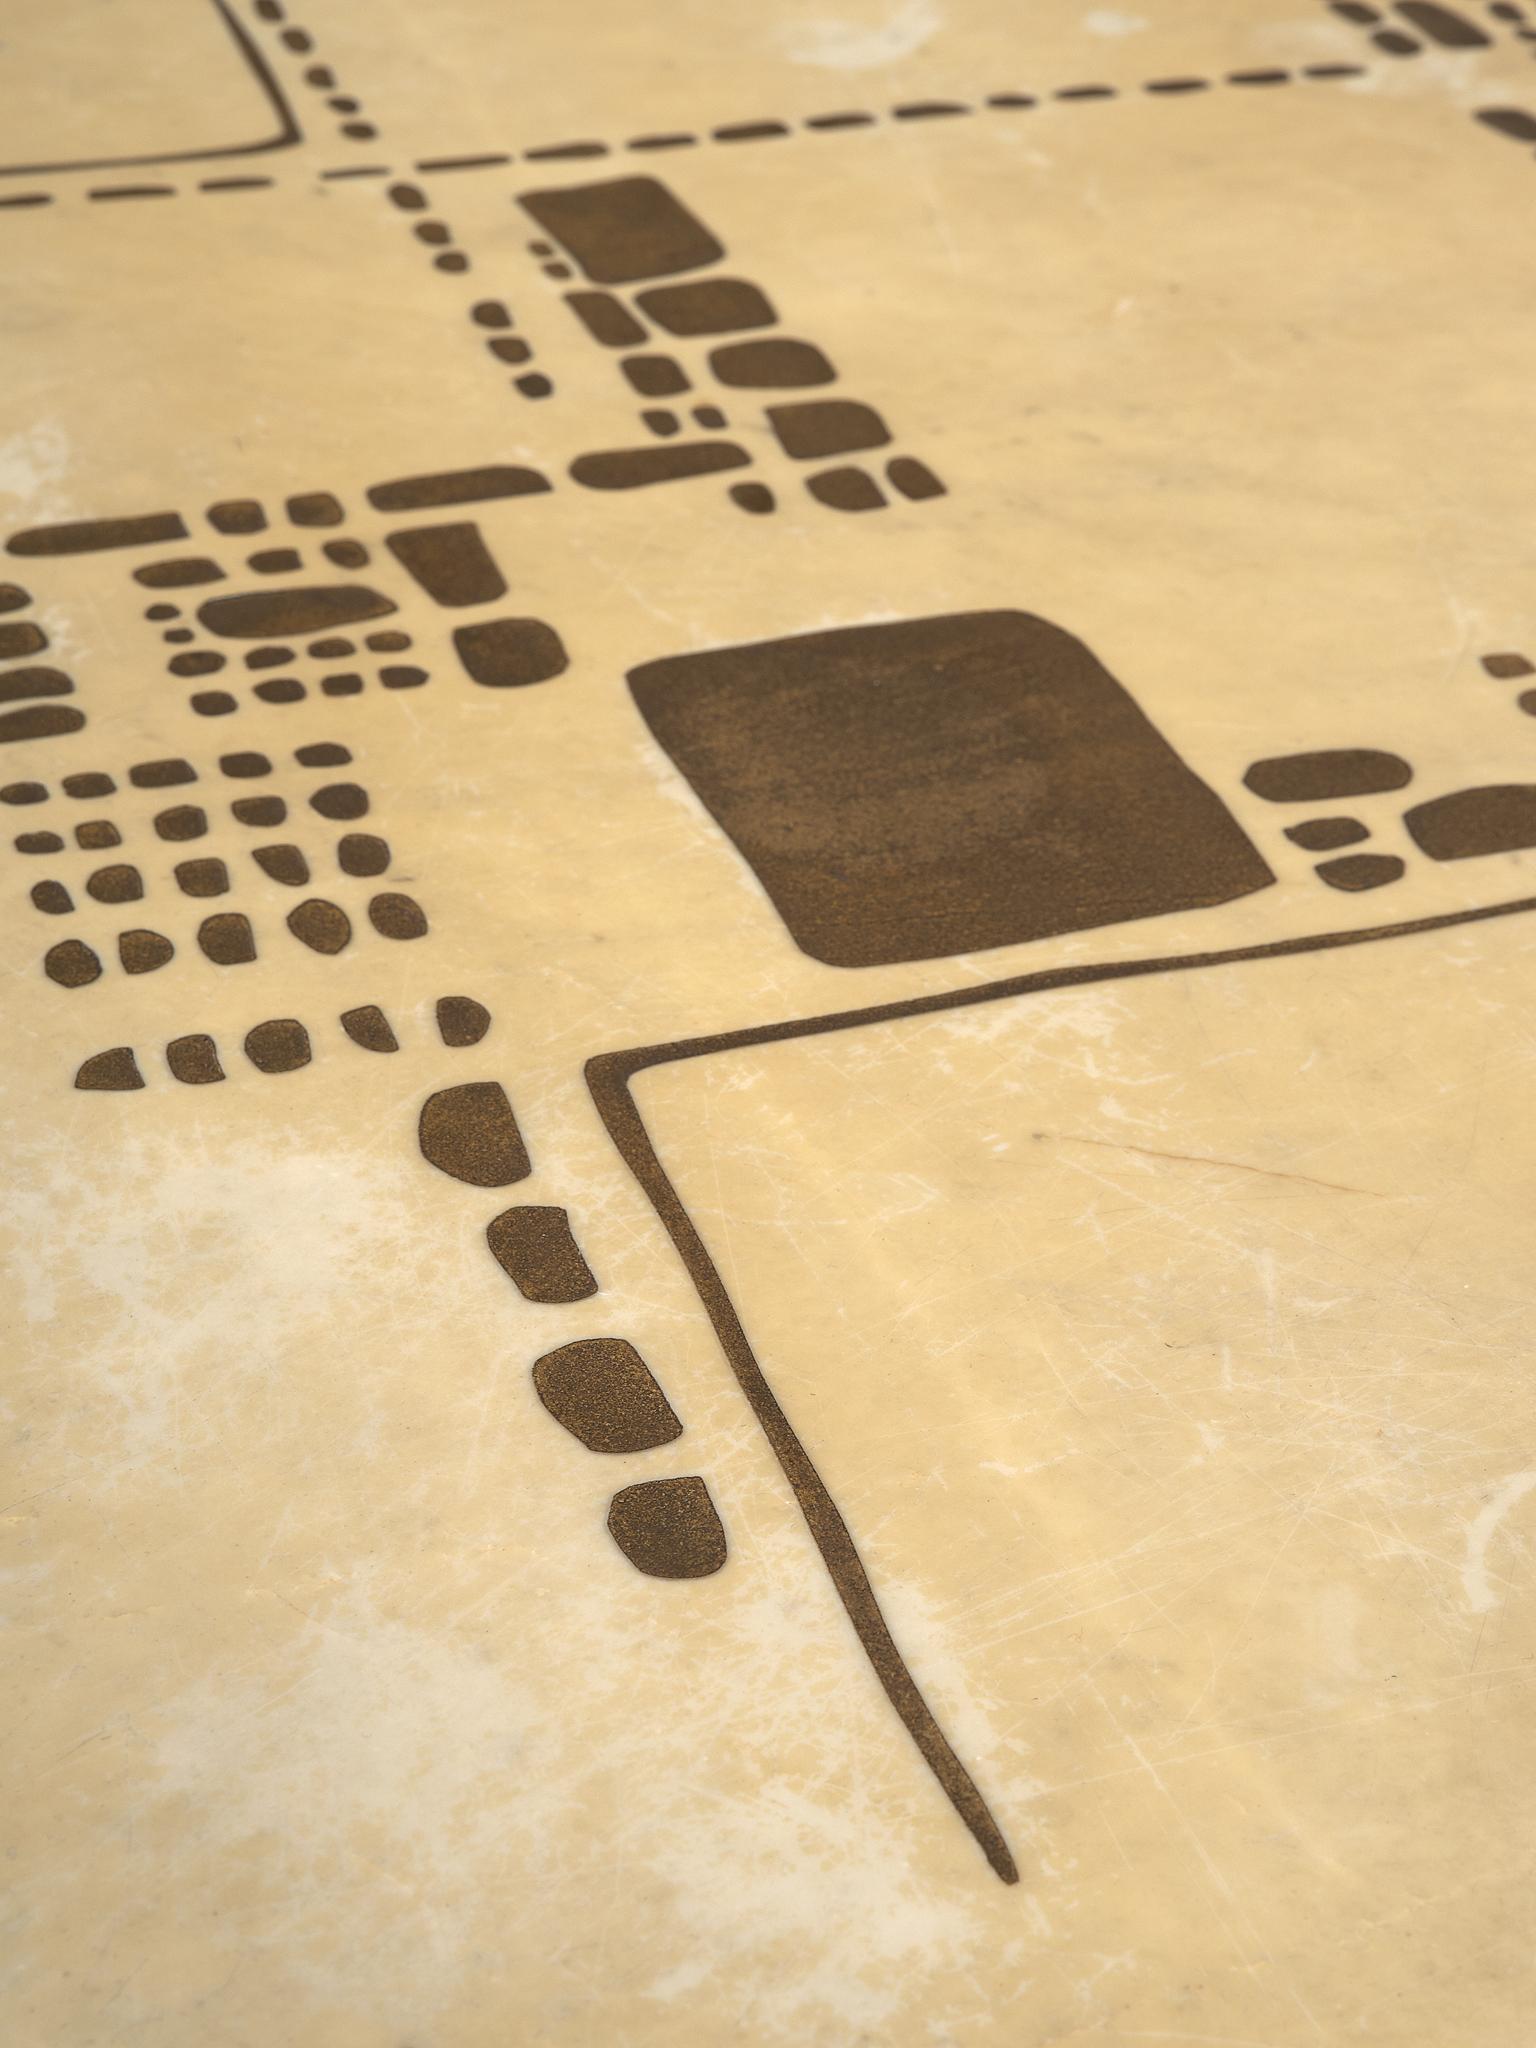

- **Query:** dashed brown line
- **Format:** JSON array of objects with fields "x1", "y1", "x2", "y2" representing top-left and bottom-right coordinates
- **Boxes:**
[{"x1": 0, "y1": 66, "x2": 1377, "y2": 212}]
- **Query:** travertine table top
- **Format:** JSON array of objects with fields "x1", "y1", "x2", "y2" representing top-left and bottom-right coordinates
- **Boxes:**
[{"x1": 4, "y1": 3, "x2": 1536, "y2": 2042}]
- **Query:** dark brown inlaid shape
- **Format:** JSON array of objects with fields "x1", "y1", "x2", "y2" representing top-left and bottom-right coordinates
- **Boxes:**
[
  {"x1": 119, "y1": 929, "x2": 174, "y2": 975},
  {"x1": 520, "y1": 176, "x2": 723, "y2": 284},
  {"x1": 0, "y1": 704, "x2": 84, "y2": 743},
  {"x1": 629, "y1": 610, "x2": 1274, "y2": 968},
  {"x1": 366, "y1": 467, "x2": 550, "y2": 511},
  {"x1": 31, "y1": 880, "x2": 72, "y2": 914},
  {"x1": 418, "y1": 1081, "x2": 530, "y2": 1187},
  {"x1": 74, "y1": 821, "x2": 120, "y2": 850},
  {"x1": 1405, "y1": 785, "x2": 1536, "y2": 860},
  {"x1": 254, "y1": 843, "x2": 309, "y2": 885},
  {"x1": 622, "y1": 354, "x2": 690, "y2": 397},
  {"x1": 338, "y1": 832, "x2": 389, "y2": 876},
  {"x1": 636, "y1": 279, "x2": 775, "y2": 334},
  {"x1": 385, "y1": 525, "x2": 506, "y2": 607},
  {"x1": 249, "y1": 549, "x2": 302, "y2": 575},
  {"x1": 808, "y1": 467, "x2": 885, "y2": 512},
  {"x1": 220, "y1": 750, "x2": 271, "y2": 779},
  {"x1": 208, "y1": 500, "x2": 265, "y2": 534},
  {"x1": 341, "y1": 1004, "x2": 399, "y2": 1052},
  {"x1": 287, "y1": 492, "x2": 344, "y2": 527},
  {"x1": 769, "y1": 400, "x2": 891, "y2": 460},
  {"x1": 565, "y1": 291, "x2": 647, "y2": 346},
  {"x1": 606, "y1": 1477, "x2": 726, "y2": 1578},
  {"x1": 533, "y1": 1338, "x2": 683, "y2": 1453},
  {"x1": 1285, "y1": 817, "x2": 1369, "y2": 851},
  {"x1": 486, "y1": 1204, "x2": 598, "y2": 1302},
  {"x1": 45, "y1": 939, "x2": 102, "y2": 988},
  {"x1": 1396, "y1": 1, "x2": 1488, "y2": 42},
  {"x1": 0, "y1": 621, "x2": 47, "y2": 659},
  {"x1": 18, "y1": 831, "x2": 63, "y2": 853},
  {"x1": 710, "y1": 338, "x2": 834, "y2": 387},
  {"x1": 887, "y1": 458, "x2": 946, "y2": 502},
  {"x1": 199, "y1": 912, "x2": 257, "y2": 965},
  {"x1": 130, "y1": 758, "x2": 196, "y2": 789},
  {"x1": 2, "y1": 781, "x2": 47, "y2": 803},
  {"x1": 233, "y1": 795, "x2": 286, "y2": 826},
  {"x1": 369, "y1": 891, "x2": 428, "y2": 939},
  {"x1": 729, "y1": 484, "x2": 775, "y2": 515},
  {"x1": 295, "y1": 742, "x2": 351, "y2": 769},
  {"x1": 75, "y1": 1047, "x2": 145, "y2": 1091},
  {"x1": 288, "y1": 897, "x2": 351, "y2": 953},
  {"x1": 0, "y1": 584, "x2": 31, "y2": 611},
  {"x1": 1243, "y1": 749, "x2": 1412, "y2": 801},
  {"x1": 135, "y1": 558, "x2": 225, "y2": 589},
  {"x1": 436, "y1": 995, "x2": 491, "y2": 1047},
  {"x1": 167, "y1": 1034, "x2": 224, "y2": 1084},
  {"x1": 311, "y1": 782, "x2": 368, "y2": 820},
  {"x1": 1482, "y1": 652, "x2": 1535, "y2": 679},
  {"x1": 1316, "y1": 852, "x2": 1404, "y2": 891},
  {"x1": 0, "y1": 667, "x2": 72, "y2": 703},
  {"x1": 62, "y1": 773, "x2": 113, "y2": 798},
  {"x1": 86, "y1": 863, "x2": 143, "y2": 904},
  {"x1": 8, "y1": 513, "x2": 186, "y2": 556},
  {"x1": 174, "y1": 858, "x2": 229, "y2": 897},
  {"x1": 197, "y1": 587, "x2": 397, "y2": 637},
  {"x1": 453, "y1": 617, "x2": 569, "y2": 688},
  {"x1": 245, "y1": 1018, "x2": 311, "y2": 1073},
  {"x1": 571, "y1": 442, "x2": 750, "y2": 489},
  {"x1": 155, "y1": 805, "x2": 207, "y2": 840}
]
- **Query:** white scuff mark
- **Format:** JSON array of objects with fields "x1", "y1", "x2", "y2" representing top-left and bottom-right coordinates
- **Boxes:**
[
  {"x1": 1461, "y1": 1471, "x2": 1536, "y2": 1614},
  {"x1": 0, "y1": 420, "x2": 70, "y2": 514},
  {"x1": 781, "y1": 0, "x2": 942, "y2": 69},
  {"x1": 1084, "y1": 9, "x2": 1147, "y2": 34}
]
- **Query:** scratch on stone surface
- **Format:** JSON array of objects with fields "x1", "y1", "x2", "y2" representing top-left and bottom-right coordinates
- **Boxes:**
[
  {"x1": 1461, "y1": 1470, "x2": 1536, "y2": 1614},
  {"x1": 1033, "y1": 1129, "x2": 1386, "y2": 1198}
]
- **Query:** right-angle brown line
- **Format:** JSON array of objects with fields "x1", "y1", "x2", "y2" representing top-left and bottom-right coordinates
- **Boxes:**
[{"x1": 586, "y1": 890, "x2": 1536, "y2": 1884}]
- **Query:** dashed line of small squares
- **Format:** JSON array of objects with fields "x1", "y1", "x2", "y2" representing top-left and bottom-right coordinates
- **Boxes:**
[
  {"x1": 0, "y1": 63, "x2": 1374, "y2": 213},
  {"x1": 384, "y1": 184, "x2": 554, "y2": 399},
  {"x1": 414, "y1": 1078, "x2": 729, "y2": 1579},
  {"x1": 250, "y1": 0, "x2": 379, "y2": 144},
  {"x1": 74, "y1": 994, "x2": 493, "y2": 1093}
]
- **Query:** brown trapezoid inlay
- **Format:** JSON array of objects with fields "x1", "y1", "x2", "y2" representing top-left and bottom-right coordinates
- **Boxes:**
[
  {"x1": 340, "y1": 1004, "x2": 398, "y2": 1053},
  {"x1": 418, "y1": 1081, "x2": 530, "y2": 1188},
  {"x1": 532, "y1": 1338, "x2": 683, "y2": 1453},
  {"x1": 166, "y1": 1034, "x2": 225, "y2": 1085},
  {"x1": 384, "y1": 525, "x2": 507, "y2": 608},
  {"x1": 486, "y1": 1204, "x2": 598, "y2": 1302},
  {"x1": 583, "y1": 894, "x2": 1536, "y2": 1887},
  {"x1": 436, "y1": 995, "x2": 490, "y2": 1047},
  {"x1": 606, "y1": 1477, "x2": 726, "y2": 1579},
  {"x1": 74, "y1": 1047, "x2": 144, "y2": 1091},
  {"x1": 245, "y1": 1018, "x2": 312, "y2": 1074},
  {"x1": 628, "y1": 610, "x2": 1275, "y2": 968}
]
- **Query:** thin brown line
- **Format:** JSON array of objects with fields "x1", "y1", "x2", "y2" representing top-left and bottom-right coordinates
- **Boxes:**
[{"x1": 585, "y1": 892, "x2": 1536, "y2": 1882}]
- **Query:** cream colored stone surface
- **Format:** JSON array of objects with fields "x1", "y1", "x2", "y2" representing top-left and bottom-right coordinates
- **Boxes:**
[{"x1": 4, "y1": 3, "x2": 1536, "y2": 2042}]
